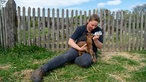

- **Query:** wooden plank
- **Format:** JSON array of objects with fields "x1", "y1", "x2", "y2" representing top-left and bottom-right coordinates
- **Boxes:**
[
  {"x1": 130, "y1": 12, "x2": 134, "y2": 51},
  {"x1": 123, "y1": 12, "x2": 127, "y2": 51},
  {"x1": 119, "y1": 11, "x2": 123, "y2": 51},
  {"x1": 88, "y1": 10, "x2": 91, "y2": 17},
  {"x1": 70, "y1": 10, "x2": 74, "y2": 35},
  {"x1": 65, "y1": 9, "x2": 69, "y2": 50},
  {"x1": 0, "y1": 9, "x2": 2, "y2": 46},
  {"x1": 99, "y1": 9, "x2": 103, "y2": 51},
  {"x1": 47, "y1": 8, "x2": 51, "y2": 49},
  {"x1": 32, "y1": 8, "x2": 36, "y2": 45},
  {"x1": 5, "y1": 0, "x2": 17, "y2": 47},
  {"x1": 75, "y1": 10, "x2": 78, "y2": 28},
  {"x1": 107, "y1": 10, "x2": 110, "y2": 51},
  {"x1": 22, "y1": 7, "x2": 26, "y2": 45},
  {"x1": 103, "y1": 9, "x2": 107, "y2": 51},
  {"x1": 140, "y1": 12, "x2": 144, "y2": 50},
  {"x1": 128, "y1": 12, "x2": 132, "y2": 51},
  {"x1": 132, "y1": 12, "x2": 136, "y2": 50},
  {"x1": 42, "y1": 8, "x2": 46, "y2": 48},
  {"x1": 37, "y1": 8, "x2": 41, "y2": 47},
  {"x1": 17, "y1": 6, "x2": 21, "y2": 43},
  {"x1": 93, "y1": 9, "x2": 98, "y2": 14},
  {"x1": 52, "y1": 8, "x2": 55, "y2": 51},
  {"x1": 27, "y1": 7, "x2": 31, "y2": 45},
  {"x1": 83, "y1": 11, "x2": 87, "y2": 25},
  {"x1": 61, "y1": 9, "x2": 65, "y2": 50},
  {"x1": 79, "y1": 10, "x2": 82, "y2": 26},
  {"x1": 115, "y1": 11, "x2": 119, "y2": 51},
  {"x1": 111, "y1": 12, "x2": 115, "y2": 51},
  {"x1": 2, "y1": 8, "x2": 6, "y2": 47},
  {"x1": 144, "y1": 12, "x2": 146, "y2": 50},
  {"x1": 56, "y1": 9, "x2": 60, "y2": 50},
  {"x1": 136, "y1": 12, "x2": 140, "y2": 50}
]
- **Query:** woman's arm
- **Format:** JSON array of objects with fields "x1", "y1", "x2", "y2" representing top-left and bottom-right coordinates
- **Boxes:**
[
  {"x1": 93, "y1": 35, "x2": 103, "y2": 49},
  {"x1": 68, "y1": 38, "x2": 87, "y2": 51}
]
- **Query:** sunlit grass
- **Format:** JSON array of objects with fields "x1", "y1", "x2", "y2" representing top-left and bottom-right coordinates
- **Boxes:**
[{"x1": 0, "y1": 45, "x2": 146, "y2": 82}]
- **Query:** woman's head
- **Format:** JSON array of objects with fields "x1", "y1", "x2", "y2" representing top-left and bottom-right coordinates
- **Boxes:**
[
  {"x1": 87, "y1": 14, "x2": 100, "y2": 32},
  {"x1": 89, "y1": 14, "x2": 100, "y2": 23}
]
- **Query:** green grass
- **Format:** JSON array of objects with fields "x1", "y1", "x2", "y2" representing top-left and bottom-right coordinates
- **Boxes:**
[
  {"x1": 0, "y1": 45, "x2": 146, "y2": 82},
  {"x1": 110, "y1": 56, "x2": 140, "y2": 65}
]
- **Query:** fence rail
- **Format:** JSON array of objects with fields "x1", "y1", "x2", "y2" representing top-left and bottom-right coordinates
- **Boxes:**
[{"x1": 0, "y1": 0, "x2": 146, "y2": 52}]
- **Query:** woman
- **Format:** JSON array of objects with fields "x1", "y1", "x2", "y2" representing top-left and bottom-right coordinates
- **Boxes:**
[{"x1": 31, "y1": 14, "x2": 103, "y2": 82}]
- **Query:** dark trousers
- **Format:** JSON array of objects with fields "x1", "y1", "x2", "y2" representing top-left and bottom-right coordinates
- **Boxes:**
[{"x1": 41, "y1": 48, "x2": 94, "y2": 73}]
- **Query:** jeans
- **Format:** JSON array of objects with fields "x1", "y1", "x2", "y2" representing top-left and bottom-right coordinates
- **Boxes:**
[{"x1": 41, "y1": 48, "x2": 94, "y2": 73}]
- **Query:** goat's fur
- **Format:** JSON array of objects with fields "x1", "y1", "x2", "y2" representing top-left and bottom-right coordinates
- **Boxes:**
[{"x1": 77, "y1": 33, "x2": 97, "y2": 62}]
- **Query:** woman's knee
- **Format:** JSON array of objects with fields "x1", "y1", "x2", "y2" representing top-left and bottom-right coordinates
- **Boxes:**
[
  {"x1": 74, "y1": 54, "x2": 93, "y2": 68},
  {"x1": 80, "y1": 61, "x2": 92, "y2": 68}
]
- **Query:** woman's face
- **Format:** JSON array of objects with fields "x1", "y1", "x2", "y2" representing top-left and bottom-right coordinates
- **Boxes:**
[{"x1": 87, "y1": 20, "x2": 98, "y2": 32}]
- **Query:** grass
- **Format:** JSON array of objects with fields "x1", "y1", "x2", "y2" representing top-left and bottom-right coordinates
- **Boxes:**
[{"x1": 0, "y1": 45, "x2": 146, "y2": 82}]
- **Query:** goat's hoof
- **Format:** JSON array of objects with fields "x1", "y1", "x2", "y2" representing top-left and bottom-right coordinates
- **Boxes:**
[{"x1": 93, "y1": 58, "x2": 97, "y2": 63}]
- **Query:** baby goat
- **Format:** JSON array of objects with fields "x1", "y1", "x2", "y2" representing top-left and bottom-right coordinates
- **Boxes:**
[{"x1": 77, "y1": 33, "x2": 97, "y2": 62}]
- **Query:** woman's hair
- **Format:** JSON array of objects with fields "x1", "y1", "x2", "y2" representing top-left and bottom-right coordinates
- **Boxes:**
[{"x1": 89, "y1": 14, "x2": 100, "y2": 23}]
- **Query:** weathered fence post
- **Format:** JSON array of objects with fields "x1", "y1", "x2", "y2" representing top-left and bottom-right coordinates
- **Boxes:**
[
  {"x1": 144, "y1": 12, "x2": 146, "y2": 50},
  {"x1": 5, "y1": 0, "x2": 17, "y2": 48}
]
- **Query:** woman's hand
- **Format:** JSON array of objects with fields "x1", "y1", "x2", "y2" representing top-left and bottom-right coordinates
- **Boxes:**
[
  {"x1": 78, "y1": 43, "x2": 87, "y2": 51},
  {"x1": 93, "y1": 35, "x2": 100, "y2": 40}
]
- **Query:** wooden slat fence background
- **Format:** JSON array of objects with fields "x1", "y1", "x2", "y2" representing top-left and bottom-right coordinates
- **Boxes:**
[{"x1": 0, "y1": 0, "x2": 146, "y2": 52}]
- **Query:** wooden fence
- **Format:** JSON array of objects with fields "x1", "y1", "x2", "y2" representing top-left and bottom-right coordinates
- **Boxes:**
[{"x1": 0, "y1": 0, "x2": 146, "y2": 52}]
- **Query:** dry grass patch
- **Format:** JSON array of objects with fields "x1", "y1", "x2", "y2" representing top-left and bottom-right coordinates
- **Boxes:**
[
  {"x1": 101, "y1": 51, "x2": 146, "y2": 75},
  {"x1": 0, "y1": 64, "x2": 11, "y2": 70},
  {"x1": 108, "y1": 73, "x2": 125, "y2": 82},
  {"x1": 13, "y1": 69, "x2": 33, "y2": 82},
  {"x1": 32, "y1": 58, "x2": 50, "y2": 65},
  {"x1": 21, "y1": 69, "x2": 33, "y2": 82},
  {"x1": 101, "y1": 52, "x2": 141, "y2": 61}
]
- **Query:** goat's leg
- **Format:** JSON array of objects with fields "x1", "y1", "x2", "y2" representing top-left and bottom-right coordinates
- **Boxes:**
[
  {"x1": 92, "y1": 53, "x2": 97, "y2": 63},
  {"x1": 89, "y1": 49, "x2": 97, "y2": 63},
  {"x1": 78, "y1": 51, "x2": 83, "y2": 56}
]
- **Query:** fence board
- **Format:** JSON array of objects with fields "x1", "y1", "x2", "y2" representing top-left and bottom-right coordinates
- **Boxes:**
[
  {"x1": 103, "y1": 9, "x2": 107, "y2": 51},
  {"x1": 144, "y1": 12, "x2": 146, "y2": 50},
  {"x1": 51, "y1": 9, "x2": 55, "y2": 51},
  {"x1": 3, "y1": 8, "x2": 6, "y2": 47},
  {"x1": 132, "y1": 12, "x2": 136, "y2": 50},
  {"x1": 115, "y1": 12, "x2": 119, "y2": 51},
  {"x1": 119, "y1": 11, "x2": 123, "y2": 51},
  {"x1": 128, "y1": 12, "x2": 132, "y2": 51},
  {"x1": 17, "y1": 7, "x2": 21, "y2": 43},
  {"x1": 22, "y1": 7, "x2": 26, "y2": 45},
  {"x1": 83, "y1": 11, "x2": 87, "y2": 25},
  {"x1": 2, "y1": 8, "x2": 6, "y2": 47},
  {"x1": 65, "y1": 9, "x2": 69, "y2": 49},
  {"x1": 111, "y1": 12, "x2": 115, "y2": 51},
  {"x1": 32, "y1": 8, "x2": 36, "y2": 45},
  {"x1": 47, "y1": 8, "x2": 51, "y2": 49},
  {"x1": 37, "y1": 8, "x2": 41, "y2": 47},
  {"x1": 0, "y1": 12, "x2": 2, "y2": 45},
  {"x1": 61, "y1": 9, "x2": 65, "y2": 50},
  {"x1": 70, "y1": 10, "x2": 74, "y2": 36},
  {"x1": 140, "y1": 12, "x2": 144, "y2": 50},
  {"x1": 79, "y1": 10, "x2": 82, "y2": 26},
  {"x1": 42, "y1": 8, "x2": 46, "y2": 48},
  {"x1": 56, "y1": 9, "x2": 60, "y2": 50},
  {"x1": 136, "y1": 13, "x2": 140, "y2": 50},
  {"x1": 27, "y1": 7, "x2": 31, "y2": 45}
]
